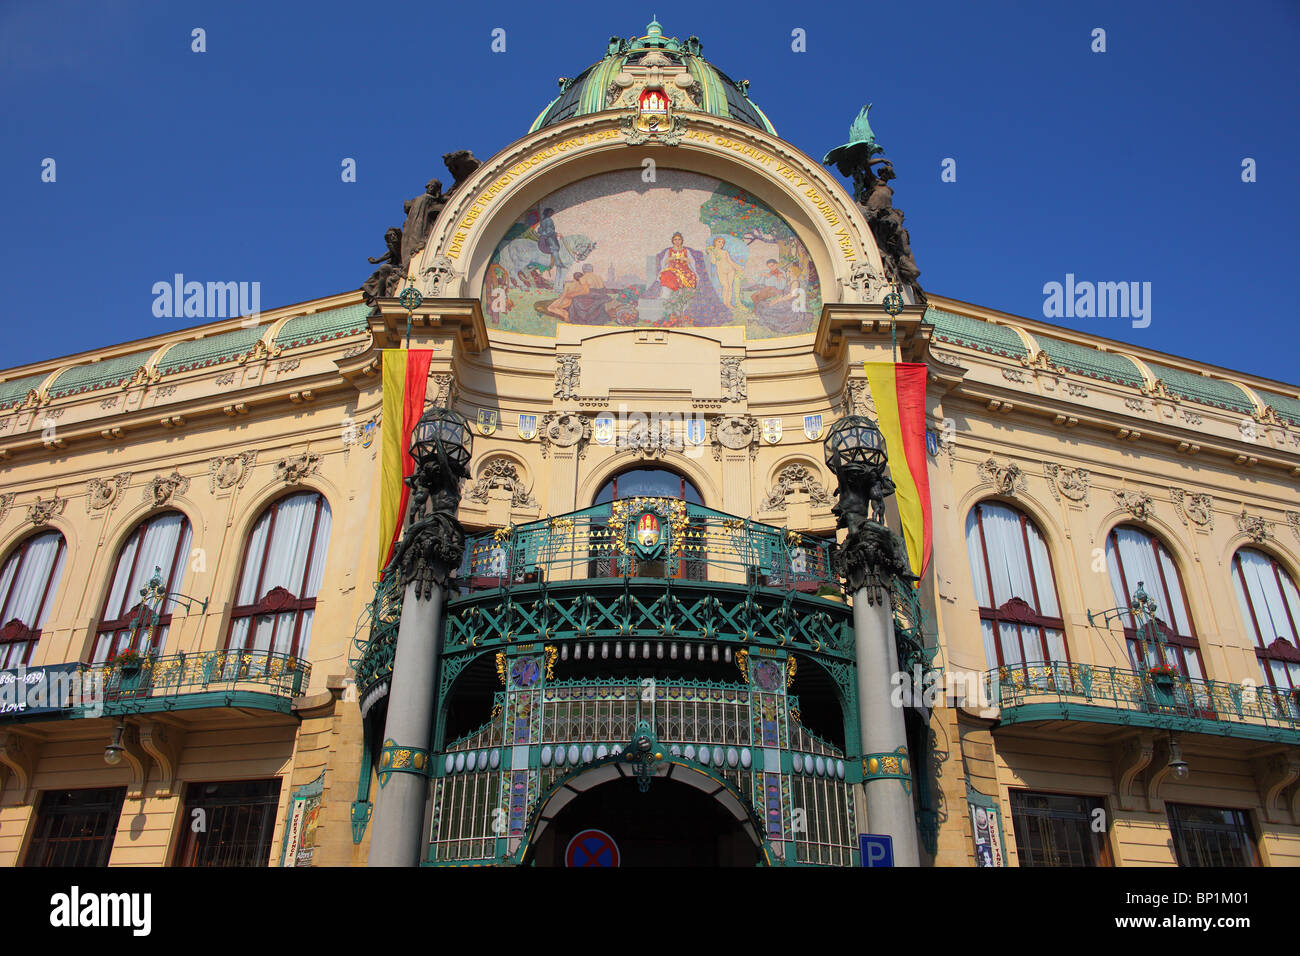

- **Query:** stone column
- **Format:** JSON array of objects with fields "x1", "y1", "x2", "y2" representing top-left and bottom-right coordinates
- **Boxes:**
[
  {"x1": 367, "y1": 572, "x2": 446, "y2": 867},
  {"x1": 853, "y1": 578, "x2": 919, "y2": 867}
]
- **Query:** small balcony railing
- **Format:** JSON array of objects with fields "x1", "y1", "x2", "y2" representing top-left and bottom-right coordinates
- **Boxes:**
[
  {"x1": 988, "y1": 660, "x2": 1300, "y2": 742},
  {"x1": 453, "y1": 499, "x2": 835, "y2": 594},
  {"x1": 0, "y1": 650, "x2": 309, "y2": 720}
]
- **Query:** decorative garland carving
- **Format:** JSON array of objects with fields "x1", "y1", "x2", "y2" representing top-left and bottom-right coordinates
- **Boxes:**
[
  {"x1": 0, "y1": 493, "x2": 12, "y2": 524},
  {"x1": 847, "y1": 380, "x2": 875, "y2": 416},
  {"x1": 1237, "y1": 508, "x2": 1273, "y2": 543},
  {"x1": 428, "y1": 373, "x2": 454, "y2": 408},
  {"x1": 539, "y1": 412, "x2": 591, "y2": 460},
  {"x1": 1043, "y1": 463, "x2": 1090, "y2": 506},
  {"x1": 275, "y1": 453, "x2": 320, "y2": 485},
  {"x1": 145, "y1": 471, "x2": 189, "y2": 506},
  {"x1": 466, "y1": 458, "x2": 537, "y2": 508},
  {"x1": 761, "y1": 464, "x2": 831, "y2": 511},
  {"x1": 86, "y1": 473, "x2": 131, "y2": 513},
  {"x1": 1170, "y1": 488, "x2": 1214, "y2": 530},
  {"x1": 27, "y1": 494, "x2": 66, "y2": 525},
  {"x1": 721, "y1": 357, "x2": 747, "y2": 403},
  {"x1": 977, "y1": 457, "x2": 1027, "y2": 496},
  {"x1": 619, "y1": 418, "x2": 683, "y2": 459},
  {"x1": 1288, "y1": 511, "x2": 1300, "y2": 545},
  {"x1": 1112, "y1": 488, "x2": 1154, "y2": 521},
  {"x1": 711, "y1": 414, "x2": 759, "y2": 461},
  {"x1": 209, "y1": 451, "x2": 257, "y2": 493},
  {"x1": 554, "y1": 355, "x2": 581, "y2": 401}
]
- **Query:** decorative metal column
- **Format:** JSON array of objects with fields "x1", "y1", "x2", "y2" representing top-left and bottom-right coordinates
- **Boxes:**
[
  {"x1": 825, "y1": 416, "x2": 920, "y2": 866},
  {"x1": 368, "y1": 407, "x2": 471, "y2": 867}
]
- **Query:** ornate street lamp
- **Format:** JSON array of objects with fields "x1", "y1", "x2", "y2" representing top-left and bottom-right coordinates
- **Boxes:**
[
  {"x1": 823, "y1": 415, "x2": 912, "y2": 601},
  {"x1": 385, "y1": 407, "x2": 473, "y2": 599},
  {"x1": 370, "y1": 405, "x2": 473, "y2": 866},
  {"x1": 103, "y1": 721, "x2": 125, "y2": 766},
  {"x1": 822, "y1": 414, "x2": 922, "y2": 866}
]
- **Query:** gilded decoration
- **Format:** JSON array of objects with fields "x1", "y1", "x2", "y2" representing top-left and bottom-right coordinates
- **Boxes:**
[
  {"x1": 86, "y1": 473, "x2": 131, "y2": 513},
  {"x1": 1237, "y1": 508, "x2": 1273, "y2": 543},
  {"x1": 208, "y1": 451, "x2": 257, "y2": 493},
  {"x1": 481, "y1": 170, "x2": 822, "y2": 338},
  {"x1": 1043, "y1": 463, "x2": 1090, "y2": 506},
  {"x1": 1170, "y1": 488, "x2": 1214, "y2": 530},
  {"x1": 1112, "y1": 488, "x2": 1154, "y2": 522},
  {"x1": 145, "y1": 470, "x2": 190, "y2": 506},
  {"x1": 711, "y1": 414, "x2": 758, "y2": 460},
  {"x1": 466, "y1": 458, "x2": 537, "y2": 508},
  {"x1": 543, "y1": 646, "x2": 557, "y2": 681},
  {"x1": 977, "y1": 457, "x2": 1027, "y2": 496},
  {"x1": 761, "y1": 463, "x2": 831, "y2": 511},
  {"x1": 735, "y1": 649, "x2": 750, "y2": 683},
  {"x1": 539, "y1": 412, "x2": 591, "y2": 459}
]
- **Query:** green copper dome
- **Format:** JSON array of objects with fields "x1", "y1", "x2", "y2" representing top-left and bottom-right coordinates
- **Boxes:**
[{"x1": 528, "y1": 20, "x2": 776, "y2": 135}]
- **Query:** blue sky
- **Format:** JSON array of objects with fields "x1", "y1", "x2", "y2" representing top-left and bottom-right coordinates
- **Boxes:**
[{"x1": 1, "y1": 0, "x2": 1296, "y2": 382}]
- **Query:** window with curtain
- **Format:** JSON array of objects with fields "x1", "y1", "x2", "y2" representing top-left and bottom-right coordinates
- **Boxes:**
[
  {"x1": 92, "y1": 512, "x2": 193, "y2": 663},
  {"x1": 1105, "y1": 526, "x2": 1203, "y2": 679},
  {"x1": 0, "y1": 531, "x2": 67, "y2": 668},
  {"x1": 964, "y1": 502, "x2": 1068, "y2": 671},
  {"x1": 1231, "y1": 548, "x2": 1300, "y2": 701},
  {"x1": 226, "y1": 492, "x2": 331, "y2": 661}
]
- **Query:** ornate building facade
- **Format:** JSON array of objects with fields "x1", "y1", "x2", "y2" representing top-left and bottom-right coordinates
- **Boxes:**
[{"x1": 1, "y1": 20, "x2": 1297, "y2": 866}]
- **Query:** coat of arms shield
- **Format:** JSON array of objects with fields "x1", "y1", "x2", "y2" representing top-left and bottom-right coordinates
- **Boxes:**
[
  {"x1": 593, "y1": 413, "x2": 615, "y2": 445},
  {"x1": 477, "y1": 409, "x2": 498, "y2": 436},
  {"x1": 803, "y1": 414, "x2": 823, "y2": 441},
  {"x1": 686, "y1": 417, "x2": 707, "y2": 446},
  {"x1": 517, "y1": 414, "x2": 537, "y2": 441},
  {"x1": 761, "y1": 418, "x2": 783, "y2": 444}
]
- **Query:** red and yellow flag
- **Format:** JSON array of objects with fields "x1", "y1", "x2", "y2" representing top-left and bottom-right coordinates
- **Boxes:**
[
  {"x1": 863, "y1": 362, "x2": 932, "y2": 579},
  {"x1": 377, "y1": 349, "x2": 433, "y2": 577}
]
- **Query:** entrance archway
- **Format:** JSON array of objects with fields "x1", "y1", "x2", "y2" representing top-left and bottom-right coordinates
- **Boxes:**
[{"x1": 524, "y1": 761, "x2": 766, "y2": 867}]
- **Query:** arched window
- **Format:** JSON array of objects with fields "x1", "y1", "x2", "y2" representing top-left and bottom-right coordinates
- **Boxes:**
[
  {"x1": 593, "y1": 467, "x2": 702, "y2": 505},
  {"x1": 1105, "y1": 526, "x2": 1203, "y2": 678},
  {"x1": 1232, "y1": 549, "x2": 1300, "y2": 693},
  {"x1": 965, "y1": 502, "x2": 1067, "y2": 670},
  {"x1": 226, "y1": 492, "x2": 331, "y2": 660},
  {"x1": 92, "y1": 512, "x2": 193, "y2": 663},
  {"x1": 0, "y1": 532, "x2": 66, "y2": 667}
]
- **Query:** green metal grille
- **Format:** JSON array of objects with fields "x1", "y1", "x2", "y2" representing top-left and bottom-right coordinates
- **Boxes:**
[{"x1": 990, "y1": 660, "x2": 1300, "y2": 743}]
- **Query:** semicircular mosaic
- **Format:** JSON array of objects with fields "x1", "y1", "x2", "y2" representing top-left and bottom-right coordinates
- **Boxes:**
[{"x1": 482, "y1": 170, "x2": 822, "y2": 338}]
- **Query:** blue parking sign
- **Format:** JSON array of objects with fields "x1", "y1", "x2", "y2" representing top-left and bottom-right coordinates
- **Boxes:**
[{"x1": 859, "y1": 834, "x2": 894, "y2": 867}]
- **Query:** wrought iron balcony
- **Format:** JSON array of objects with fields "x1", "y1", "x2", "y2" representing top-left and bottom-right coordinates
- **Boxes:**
[
  {"x1": 988, "y1": 660, "x2": 1300, "y2": 744},
  {"x1": 0, "y1": 650, "x2": 310, "y2": 721},
  {"x1": 455, "y1": 499, "x2": 837, "y2": 593},
  {"x1": 351, "y1": 499, "x2": 938, "y2": 717}
]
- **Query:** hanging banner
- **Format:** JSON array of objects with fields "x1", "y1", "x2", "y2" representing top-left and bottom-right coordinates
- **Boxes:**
[
  {"x1": 378, "y1": 349, "x2": 434, "y2": 576},
  {"x1": 863, "y1": 362, "x2": 933, "y2": 577}
]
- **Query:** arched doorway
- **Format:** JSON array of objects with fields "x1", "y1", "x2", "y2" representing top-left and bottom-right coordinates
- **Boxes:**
[{"x1": 525, "y1": 762, "x2": 765, "y2": 867}]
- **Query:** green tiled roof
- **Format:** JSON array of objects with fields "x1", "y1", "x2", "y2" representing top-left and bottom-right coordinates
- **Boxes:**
[
  {"x1": 925, "y1": 307, "x2": 1027, "y2": 359},
  {"x1": 48, "y1": 348, "x2": 158, "y2": 399},
  {"x1": 1035, "y1": 336, "x2": 1144, "y2": 388},
  {"x1": 156, "y1": 326, "x2": 266, "y2": 375},
  {"x1": 1258, "y1": 389, "x2": 1300, "y2": 426},
  {"x1": 1146, "y1": 361, "x2": 1254, "y2": 414},
  {"x1": 274, "y1": 304, "x2": 370, "y2": 350},
  {"x1": 0, "y1": 372, "x2": 50, "y2": 410}
]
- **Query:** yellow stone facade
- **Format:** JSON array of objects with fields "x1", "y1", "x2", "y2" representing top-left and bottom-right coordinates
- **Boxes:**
[{"x1": 1, "y1": 75, "x2": 1297, "y2": 867}]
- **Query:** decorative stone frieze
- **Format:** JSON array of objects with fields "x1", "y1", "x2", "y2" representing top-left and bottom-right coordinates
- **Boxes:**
[
  {"x1": 539, "y1": 412, "x2": 591, "y2": 459},
  {"x1": 977, "y1": 457, "x2": 1027, "y2": 496},
  {"x1": 86, "y1": 473, "x2": 131, "y2": 513},
  {"x1": 1112, "y1": 488, "x2": 1154, "y2": 521},
  {"x1": 209, "y1": 451, "x2": 258, "y2": 493},
  {"x1": 1236, "y1": 508, "x2": 1273, "y2": 543},
  {"x1": 1170, "y1": 488, "x2": 1214, "y2": 530},
  {"x1": 711, "y1": 414, "x2": 759, "y2": 461},
  {"x1": 1043, "y1": 463, "x2": 1090, "y2": 506},
  {"x1": 761, "y1": 464, "x2": 831, "y2": 511},
  {"x1": 275, "y1": 453, "x2": 320, "y2": 485},
  {"x1": 554, "y1": 355, "x2": 581, "y2": 400},
  {"x1": 27, "y1": 494, "x2": 66, "y2": 525},
  {"x1": 145, "y1": 470, "x2": 190, "y2": 505},
  {"x1": 721, "y1": 357, "x2": 747, "y2": 402},
  {"x1": 466, "y1": 458, "x2": 537, "y2": 508}
]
